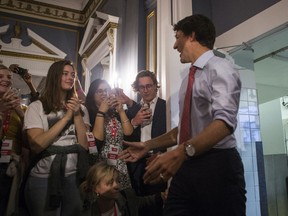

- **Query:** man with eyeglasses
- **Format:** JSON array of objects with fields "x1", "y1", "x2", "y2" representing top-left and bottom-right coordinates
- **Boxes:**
[{"x1": 118, "y1": 70, "x2": 167, "y2": 216}]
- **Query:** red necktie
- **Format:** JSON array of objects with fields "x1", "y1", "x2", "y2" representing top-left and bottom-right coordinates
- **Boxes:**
[{"x1": 179, "y1": 66, "x2": 197, "y2": 144}]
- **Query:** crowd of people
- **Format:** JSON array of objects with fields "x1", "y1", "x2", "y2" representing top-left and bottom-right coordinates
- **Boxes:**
[{"x1": 0, "y1": 14, "x2": 246, "y2": 216}]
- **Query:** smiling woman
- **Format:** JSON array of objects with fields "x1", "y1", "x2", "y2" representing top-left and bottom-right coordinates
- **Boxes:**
[
  {"x1": 0, "y1": 64, "x2": 27, "y2": 216},
  {"x1": 80, "y1": 161, "x2": 164, "y2": 216},
  {"x1": 85, "y1": 79, "x2": 133, "y2": 190},
  {"x1": 23, "y1": 60, "x2": 90, "y2": 216}
]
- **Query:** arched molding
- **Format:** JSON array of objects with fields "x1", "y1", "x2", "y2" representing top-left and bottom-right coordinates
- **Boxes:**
[{"x1": 79, "y1": 11, "x2": 119, "y2": 92}]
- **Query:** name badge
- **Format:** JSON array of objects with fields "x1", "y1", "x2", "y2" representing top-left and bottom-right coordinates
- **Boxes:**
[
  {"x1": 86, "y1": 132, "x2": 98, "y2": 155},
  {"x1": 107, "y1": 145, "x2": 119, "y2": 166},
  {"x1": 0, "y1": 139, "x2": 13, "y2": 163}
]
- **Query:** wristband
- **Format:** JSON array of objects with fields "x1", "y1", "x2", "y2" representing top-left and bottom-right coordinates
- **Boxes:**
[
  {"x1": 131, "y1": 118, "x2": 138, "y2": 128},
  {"x1": 122, "y1": 119, "x2": 129, "y2": 123},
  {"x1": 96, "y1": 114, "x2": 105, "y2": 118},
  {"x1": 97, "y1": 110, "x2": 106, "y2": 116}
]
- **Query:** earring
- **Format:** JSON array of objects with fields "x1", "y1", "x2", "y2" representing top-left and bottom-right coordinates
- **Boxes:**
[{"x1": 92, "y1": 192, "x2": 100, "y2": 202}]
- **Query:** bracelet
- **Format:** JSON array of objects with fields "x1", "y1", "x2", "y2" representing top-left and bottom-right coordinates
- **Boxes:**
[
  {"x1": 30, "y1": 91, "x2": 39, "y2": 97},
  {"x1": 96, "y1": 114, "x2": 104, "y2": 118},
  {"x1": 74, "y1": 112, "x2": 80, "y2": 116},
  {"x1": 97, "y1": 110, "x2": 106, "y2": 116},
  {"x1": 122, "y1": 119, "x2": 130, "y2": 123}
]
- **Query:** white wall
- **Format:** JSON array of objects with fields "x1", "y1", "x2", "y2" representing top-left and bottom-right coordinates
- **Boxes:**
[
  {"x1": 157, "y1": 0, "x2": 192, "y2": 130},
  {"x1": 259, "y1": 99, "x2": 286, "y2": 155}
]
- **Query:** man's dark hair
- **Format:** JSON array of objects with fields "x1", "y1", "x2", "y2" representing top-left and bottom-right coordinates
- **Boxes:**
[
  {"x1": 173, "y1": 14, "x2": 216, "y2": 49},
  {"x1": 131, "y1": 70, "x2": 160, "y2": 92}
]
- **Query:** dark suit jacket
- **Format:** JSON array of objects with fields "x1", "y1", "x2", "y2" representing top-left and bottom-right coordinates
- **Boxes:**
[
  {"x1": 124, "y1": 97, "x2": 167, "y2": 216},
  {"x1": 124, "y1": 97, "x2": 167, "y2": 203},
  {"x1": 125, "y1": 97, "x2": 167, "y2": 153},
  {"x1": 81, "y1": 188, "x2": 163, "y2": 216}
]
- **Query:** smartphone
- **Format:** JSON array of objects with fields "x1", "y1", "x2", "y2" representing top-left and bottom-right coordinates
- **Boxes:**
[{"x1": 9, "y1": 64, "x2": 28, "y2": 77}]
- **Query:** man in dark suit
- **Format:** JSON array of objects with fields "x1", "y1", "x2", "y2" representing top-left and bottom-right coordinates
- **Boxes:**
[{"x1": 119, "y1": 70, "x2": 167, "y2": 215}]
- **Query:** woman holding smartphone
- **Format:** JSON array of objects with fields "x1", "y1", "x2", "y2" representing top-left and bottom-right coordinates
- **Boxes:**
[
  {"x1": 0, "y1": 64, "x2": 26, "y2": 216},
  {"x1": 24, "y1": 60, "x2": 90, "y2": 216},
  {"x1": 85, "y1": 79, "x2": 133, "y2": 189}
]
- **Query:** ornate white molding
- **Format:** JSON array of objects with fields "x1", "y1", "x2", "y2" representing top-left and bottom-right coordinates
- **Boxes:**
[
  {"x1": 79, "y1": 11, "x2": 119, "y2": 92},
  {"x1": 0, "y1": 25, "x2": 66, "y2": 77},
  {"x1": 0, "y1": 0, "x2": 107, "y2": 26}
]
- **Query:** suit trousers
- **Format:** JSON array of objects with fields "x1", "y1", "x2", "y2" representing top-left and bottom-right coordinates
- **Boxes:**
[{"x1": 163, "y1": 148, "x2": 246, "y2": 216}]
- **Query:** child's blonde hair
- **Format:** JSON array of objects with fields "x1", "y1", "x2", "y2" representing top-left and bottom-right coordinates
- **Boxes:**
[{"x1": 80, "y1": 161, "x2": 118, "y2": 200}]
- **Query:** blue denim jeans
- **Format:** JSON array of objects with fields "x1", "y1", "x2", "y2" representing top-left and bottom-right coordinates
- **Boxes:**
[{"x1": 24, "y1": 174, "x2": 82, "y2": 216}]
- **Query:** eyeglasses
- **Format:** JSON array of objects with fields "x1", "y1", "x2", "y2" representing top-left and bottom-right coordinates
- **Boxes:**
[
  {"x1": 139, "y1": 84, "x2": 154, "y2": 91},
  {"x1": 96, "y1": 88, "x2": 110, "y2": 95}
]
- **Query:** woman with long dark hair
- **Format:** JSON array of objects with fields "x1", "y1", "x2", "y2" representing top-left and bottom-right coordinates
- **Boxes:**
[
  {"x1": 85, "y1": 79, "x2": 133, "y2": 189},
  {"x1": 24, "y1": 60, "x2": 90, "y2": 215}
]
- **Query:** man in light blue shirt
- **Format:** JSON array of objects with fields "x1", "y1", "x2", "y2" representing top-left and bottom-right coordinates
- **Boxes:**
[{"x1": 120, "y1": 14, "x2": 246, "y2": 216}]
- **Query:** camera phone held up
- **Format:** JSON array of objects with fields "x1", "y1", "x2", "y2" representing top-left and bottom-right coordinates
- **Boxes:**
[{"x1": 9, "y1": 64, "x2": 28, "y2": 77}]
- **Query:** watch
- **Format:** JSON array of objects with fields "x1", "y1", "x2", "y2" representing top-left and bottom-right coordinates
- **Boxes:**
[{"x1": 184, "y1": 143, "x2": 195, "y2": 157}]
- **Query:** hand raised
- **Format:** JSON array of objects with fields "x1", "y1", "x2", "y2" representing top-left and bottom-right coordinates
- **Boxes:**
[
  {"x1": 98, "y1": 98, "x2": 110, "y2": 113},
  {"x1": 0, "y1": 89, "x2": 21, "y2": 112},
  {"x1": 132, "y1": 107, "x2": 152, "y2": 126},
  {"x1": 115, "y1": 88, "x2": 133, "y2": 106},
  {"x1": 118, "y1": 141, "x2": 149, "y2": 162},
  {"x1": 66, "y1": 96, "x2": 81, "y2": 113}
]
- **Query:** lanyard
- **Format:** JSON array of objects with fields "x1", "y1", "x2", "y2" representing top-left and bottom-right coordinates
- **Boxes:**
[
  {"x1": 1, "y1": 110, "x2": 11, "y2": 157},
  {"x1": 2, "y1": 110, "x2": 11, "y2": 140},
  {"x1": 109, "y1": 115, "x2": 118, "y2": 141}
]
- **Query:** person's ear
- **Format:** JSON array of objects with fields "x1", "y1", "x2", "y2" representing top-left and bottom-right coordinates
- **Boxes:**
[{"x1": 189, "y1": 32, "x2": 196, "y2": 41}]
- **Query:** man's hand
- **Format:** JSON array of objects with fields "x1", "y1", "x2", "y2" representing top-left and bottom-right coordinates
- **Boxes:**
[
  {"x1": 143, "y1": 145, "x2": 187, "y2": 184},
  {"x1": 131, "y1": 107, "x2": 152, "y2": 126},
  {"x1": 118, "y1": 141, "x2": 149, "y2": 162}
]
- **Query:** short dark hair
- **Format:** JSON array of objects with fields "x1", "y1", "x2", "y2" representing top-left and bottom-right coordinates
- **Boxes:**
[
  {"x1": 173, "y1": 14, "x2": 216, "y2": 49},
  {"x1": 131, "y1": 70, "x2": 160, "y2": 92}
]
